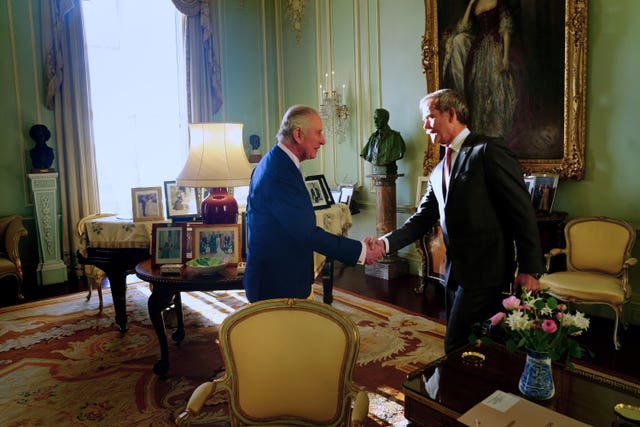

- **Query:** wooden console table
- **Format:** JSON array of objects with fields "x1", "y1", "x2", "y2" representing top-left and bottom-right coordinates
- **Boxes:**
[
  {"x1": 135, "y1": 259, "x2": 244, "y2": 376},
  {"x1": 403, "y1": 342, "x2": 640, "y2": 427}
]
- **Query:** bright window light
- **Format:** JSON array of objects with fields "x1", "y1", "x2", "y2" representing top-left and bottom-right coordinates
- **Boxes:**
[{"x1": 82, "y1": 0, "x2": 187, "y2": 217}]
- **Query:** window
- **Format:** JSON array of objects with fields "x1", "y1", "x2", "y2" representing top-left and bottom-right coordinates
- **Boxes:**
[{"x1": 82, "y1": 0, "x2": 187, "y2": 217}]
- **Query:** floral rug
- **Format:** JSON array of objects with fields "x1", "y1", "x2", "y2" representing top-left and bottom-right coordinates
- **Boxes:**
[{"x1": 0, "y1": 281, "x2": 445, "y2": 426}]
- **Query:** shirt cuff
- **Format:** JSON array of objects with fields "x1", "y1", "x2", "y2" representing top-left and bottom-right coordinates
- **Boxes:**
[{"x1": 357, "y1": 242, "x2": 367, "y2": 265}]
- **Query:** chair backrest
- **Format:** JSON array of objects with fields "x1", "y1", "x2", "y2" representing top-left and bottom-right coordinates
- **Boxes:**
[
  {"x1": 565, "y1": 217, "x2": 636, "y2": 276},
  {"x1": 217, "y1": 298, "x2": 361, "y2": 426}
]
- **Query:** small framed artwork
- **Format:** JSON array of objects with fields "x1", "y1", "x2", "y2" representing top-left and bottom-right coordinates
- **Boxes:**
[
  {"x1": 164, "y1": 181, "x2": 199, "y2": 220},
  {"x1": 331, "y1": 190, "x2": 341, "y2": 205},
  {"x1": 191, "y1": 223, "x2": 241, "y2": 264},
  {"x1": 523, "y1": 175, "x2": 536, "y2": 201},
  {"x1": 304, "y1": 175, "x2": 332, "y2": 210},
  {"x1": 338, "y1": 185, "x2": 354, "y2": 205},
  {"x1": 530, "y1": 173, "x2": 560, "y2": 213},
  {"x1": 151, "y1": 223, "x2": 186, "y2": 266},
  {"x1": 131, "y1": 186, "x2": 164, "y2": 221},
  {"x1": 415, "y1": 176, "x2": 429, "y2": 207}
]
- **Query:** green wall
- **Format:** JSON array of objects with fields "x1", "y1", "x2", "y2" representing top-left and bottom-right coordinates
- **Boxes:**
[{"x1": 2, "y1": 0, "x2": 640, "y2": 322}]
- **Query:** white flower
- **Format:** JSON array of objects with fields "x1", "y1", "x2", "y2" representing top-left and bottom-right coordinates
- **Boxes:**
[
  {"x1": 505, "y1": 310, "x2": 534, "y2": 331},
  {"x1": 563, "y1": 311, "x2": 590, "y2": 331}
]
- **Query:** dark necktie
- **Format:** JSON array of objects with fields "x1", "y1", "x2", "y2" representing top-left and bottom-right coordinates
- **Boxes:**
[{"x1": 442, "y1": 146, "x2": 452, "y2": 197}]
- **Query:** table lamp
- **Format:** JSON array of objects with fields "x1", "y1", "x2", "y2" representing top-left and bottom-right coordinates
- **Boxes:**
[{"x1": 176, "y1": 123, "x2": 252, "y2": 224}]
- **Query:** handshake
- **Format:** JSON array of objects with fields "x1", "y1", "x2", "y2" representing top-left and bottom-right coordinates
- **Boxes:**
[{"x1": 363, "y1": 236, "x2": 386, "y2": 265}]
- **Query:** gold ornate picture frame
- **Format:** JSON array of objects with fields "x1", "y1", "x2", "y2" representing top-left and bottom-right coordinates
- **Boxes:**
[{"x1": 421, "y1": 0, "x2": 587, "y2": 180}]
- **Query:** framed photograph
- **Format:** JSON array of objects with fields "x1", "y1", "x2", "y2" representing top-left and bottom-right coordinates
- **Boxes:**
[
  {"x1": 164, "y1": 181, "x2": 199, "y2": 220},
  {"x1": 331, "y1": 190, "x2": 341, "y2": 204},
  {"x1": 421, "y1": 0, "x2": 587, "y2": 179},
  {"x1": 415, "y1": 176, "x2": 429, "y2": 207},
  {"x1": 530, "y1": 173, "x2": 559, "y2": 214},
  {"x1": 151, "y1": 223, "x2": 186, "y2": 266},
  {"x1": 304, "y1": 175, "x2": 332, "y2": 210},
  {"x1": 338, "y1": 185, "x2": 354, "y2": 205},
  {"x1": 131, "y1": 186, "x2": 164, "y2": 221},
  {"x1": 191, "y1": 223, "x2": 241, "y2": 264},
  {"x1": 523, "y1": 175, "x2": 536, "y2": 201}
]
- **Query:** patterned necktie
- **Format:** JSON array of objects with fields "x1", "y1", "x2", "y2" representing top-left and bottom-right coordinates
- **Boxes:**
[{"x1": 442, "y1": 146, "x2": 452, "y2": 197}]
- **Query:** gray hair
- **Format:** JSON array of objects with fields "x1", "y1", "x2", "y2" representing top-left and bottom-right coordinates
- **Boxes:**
[
  {"x1": 419, "y1": 89, "x2": 469, "y2": 125},
  {"x1": 276, "y1": 105, "x2": 318, "y2": 141}
]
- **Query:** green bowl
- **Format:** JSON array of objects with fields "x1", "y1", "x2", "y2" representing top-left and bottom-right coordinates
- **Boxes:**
[{"x1": 186, "y1": 256, "x2": 229, "y2": 275}]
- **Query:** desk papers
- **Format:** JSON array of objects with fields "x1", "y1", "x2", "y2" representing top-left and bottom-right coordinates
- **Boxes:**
[{"x1": 457, "y1": 390, "x2": 591, "y2": 427}]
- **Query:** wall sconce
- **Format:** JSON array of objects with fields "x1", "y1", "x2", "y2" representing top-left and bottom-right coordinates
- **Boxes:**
[
  {"x1": 176, "y1": 123, "x2": 252, "y2": 224},
  {"x1": 319, "y1": 72, "x2": 349, "y2": 137}
]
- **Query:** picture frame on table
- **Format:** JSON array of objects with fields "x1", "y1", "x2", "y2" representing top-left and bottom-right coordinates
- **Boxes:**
[
  {"x1": 338, "y1": 185, "x2": 354, "y2": 205},
  {"x1": 528, "y1": 173, "x2": 560, "y2": 214},
  {"x1": 163, "y1": 180, "x2": 199, "y2": 220},
  {"x1": 415, "y1": 176, "x2": 429, "y2": 207},
  {"x1": 523, "y1": 175, "x2": 536, "y2": 201},
  {"x1": 151, "y1": 223, "x2": 187, "y2": 266},
  {"x1": 131, "y1": 186, "x2": 164, "y2": 222},
  {"x1": 191, "y1": 223, "x2": 241, "y2": 264},
  {"x1": 304, "y1": 175, "x2": 332, "y2": 210}
]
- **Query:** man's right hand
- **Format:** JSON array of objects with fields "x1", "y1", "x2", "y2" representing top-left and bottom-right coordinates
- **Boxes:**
[{"x1": 363, "y1": 237, "x2": 386, "y2": 265}]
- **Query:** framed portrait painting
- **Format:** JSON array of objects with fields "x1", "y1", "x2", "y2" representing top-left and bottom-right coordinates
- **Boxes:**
[
  {"x1": 131, "y1": 187, "x2": 164, "y2": 222},
  {"x1": 421, "y1": 0, "x2": 587, "y2": 179},
  {"x1": 151, "y1": 223, "x2": 186, "y2": 266},
  {"x1": 304, "y1": 175, "x2": 332, "y2": 210},
  {"x1": 191, "y1": 224, "x2": 241, "y2": 264},
  {"x1": 163, "y1": 180, "x2": 199, "y2": 220}
]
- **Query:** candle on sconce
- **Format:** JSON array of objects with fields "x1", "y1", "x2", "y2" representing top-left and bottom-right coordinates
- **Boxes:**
[
  {"x1": 319, "y1": 84, "x2": 323, "y2": 101},
  {"x1": 324, "y1": 73, "x2": 328, "y2": 90},
  {"x1": 342, "y1": 84, "x2": 346, "y2": 101},
  {"x1": 331, "y1": 70, "x2": 335, "y2": 91}
]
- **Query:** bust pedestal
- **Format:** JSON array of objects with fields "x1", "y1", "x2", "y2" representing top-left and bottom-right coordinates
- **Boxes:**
[
  {"x1": 365, "y1": 173, "x2": 409, "y2": 280},
  {"x1": 28, "y1": 172, "x2": 68, "y2": 285}
]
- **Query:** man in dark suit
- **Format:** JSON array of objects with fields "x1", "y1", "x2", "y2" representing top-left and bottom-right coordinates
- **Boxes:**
[
  {"x1": 244, "y1": 105, "x2": 384, "y2": 303},
  {"x1": 367, "y1": 89, "x2": 545, "y2": 353}
]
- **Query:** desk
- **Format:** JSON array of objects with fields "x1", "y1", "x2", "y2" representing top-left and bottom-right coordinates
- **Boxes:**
[
  {"x1": 135, "y1": 259, "x2": 243, "y2": 376},
  {"x1": 403, "y1": 343, "x2": 640, "y2": 427},
  {"x1": 77, "y1": 214, "x2": 157, "y2": 331}
]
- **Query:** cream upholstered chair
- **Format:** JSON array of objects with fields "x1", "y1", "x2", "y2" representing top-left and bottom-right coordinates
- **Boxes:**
[
  {"x1": 175, "y1": 298, "x2": 369, "y2": 426},
  {"x1": 0, "y1": 215, "x2": 28, "y2": 299},
  {"x1": 539, "y1": 217, "x2": 637, "y2": 350}
]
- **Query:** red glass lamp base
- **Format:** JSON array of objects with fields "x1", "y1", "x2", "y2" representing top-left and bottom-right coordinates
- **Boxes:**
[{"x1": 201, "y1": 187, "x2": 238, "y2": 224}]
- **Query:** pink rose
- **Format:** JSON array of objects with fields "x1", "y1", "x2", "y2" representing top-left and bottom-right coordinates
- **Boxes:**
[
  {"x1": 489, "y1": 312, "x2": 506, "y2": 326},
  {"x1": 502, "y1": 295, "x2": 521, "y2": 310},
  {"x1": 541, "y1": 319, "x2": 558, "y2": 333}
]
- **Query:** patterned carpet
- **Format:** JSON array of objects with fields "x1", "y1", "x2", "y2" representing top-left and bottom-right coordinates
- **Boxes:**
[{"x1": 0, "y1": 282, "x2": 445, "y2": 426}]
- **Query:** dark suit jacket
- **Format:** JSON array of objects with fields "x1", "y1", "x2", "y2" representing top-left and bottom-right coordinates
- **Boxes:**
[
  {"x1": 243, "y1": 145, "x2": 362, "y2": 302},
  {"x1": 385, "y1": 133, "x2": 543, "y2": 290}
]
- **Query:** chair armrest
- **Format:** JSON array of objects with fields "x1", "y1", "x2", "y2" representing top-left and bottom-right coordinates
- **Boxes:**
[
  {"x1": 175, "y1": 381, "x2": 215, "y2": 426},
  {"x1": 625, "y1": 257, "x2": 638, "y2": 268},
  {"x1": 5, "y1": 217, "x2": 27, "y2": 263},
  {"x1": 351, "y1": 390, "x2": 369, "y2": 427},
  {"x1": 543, "y1": 248, "x2": 566, "y2": 272}
]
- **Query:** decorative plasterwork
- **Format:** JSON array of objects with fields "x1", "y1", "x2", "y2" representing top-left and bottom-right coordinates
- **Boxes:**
[{"x1": 285, "y1": 0, "x2": 307, "y2": 45}]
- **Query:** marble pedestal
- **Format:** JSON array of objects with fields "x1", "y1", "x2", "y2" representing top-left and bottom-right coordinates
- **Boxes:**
[{"x1": 364, "y1": 173, "x2": 409, "y2": 280}]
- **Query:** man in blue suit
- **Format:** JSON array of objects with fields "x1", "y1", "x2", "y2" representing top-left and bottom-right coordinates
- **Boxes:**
[
  {"x1": 368, "y1": 89, "x2": 545, "y2": 353},
  {"x1": 244, "y1": 105, "x2": 384, "y2": 303}
]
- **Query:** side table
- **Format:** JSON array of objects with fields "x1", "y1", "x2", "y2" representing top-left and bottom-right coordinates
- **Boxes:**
[{"x1": 135, "y1": 259, "x2": 244, "y2": 376}]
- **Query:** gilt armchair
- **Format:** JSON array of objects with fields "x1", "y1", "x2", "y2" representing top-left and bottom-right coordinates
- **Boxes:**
[
  {"x1": 0, "y1": 215, "x2": 28, "y2": 299},
  {"x1": 539, "y1": 216, "x2": 637, "y2": 350},
  {"x1": 175, "y1": 298, "x2": 370, "y2": 426}
]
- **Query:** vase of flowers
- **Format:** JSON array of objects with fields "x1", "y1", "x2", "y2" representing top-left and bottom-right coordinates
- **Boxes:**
[{"x1": 483, "y1": 289, "x2": 591, "y2": 400}]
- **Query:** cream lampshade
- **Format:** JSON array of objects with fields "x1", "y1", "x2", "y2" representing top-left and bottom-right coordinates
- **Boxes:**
[{"x1": 176, "y1": 123, "x2": 252, "y2": 224}]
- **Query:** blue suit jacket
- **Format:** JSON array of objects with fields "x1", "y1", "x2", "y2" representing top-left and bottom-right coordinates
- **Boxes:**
[{"x1": 243, "y1": 145, "x2": 361, "y2": 302}]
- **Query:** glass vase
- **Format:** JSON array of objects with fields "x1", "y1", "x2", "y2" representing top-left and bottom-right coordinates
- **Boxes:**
[{"x1": 518, "y1": 349, "x2": 555, "y2": 400}]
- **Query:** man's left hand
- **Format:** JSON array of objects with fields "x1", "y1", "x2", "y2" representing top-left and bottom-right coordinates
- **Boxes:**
[{"x1": 514, "y1": 273, "x2": 541, "y2": 293}]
